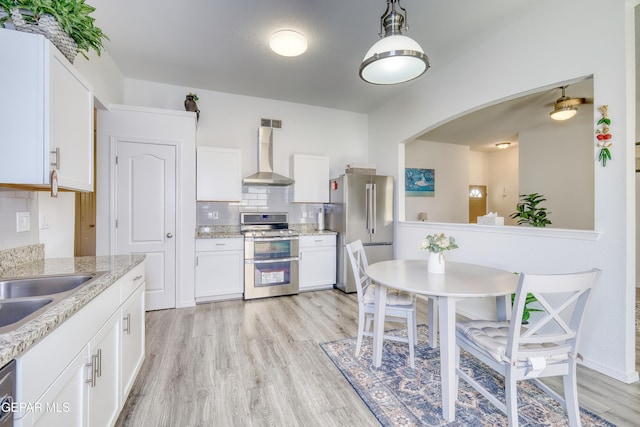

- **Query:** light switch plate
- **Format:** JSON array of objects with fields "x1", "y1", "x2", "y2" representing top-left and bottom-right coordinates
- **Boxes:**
[{"x1": 16, "y1": 212, "x2": 30, "y2": 232}]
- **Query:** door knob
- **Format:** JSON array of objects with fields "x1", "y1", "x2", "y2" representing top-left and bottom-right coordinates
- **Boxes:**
[{"x1": 166, "y1": 233, "x2": 173, "y2": 238}]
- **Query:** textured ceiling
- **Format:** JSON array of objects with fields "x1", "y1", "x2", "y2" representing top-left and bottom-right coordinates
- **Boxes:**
[{"x1": 89, "y1": 0, "x2": 531, "y2": 114}]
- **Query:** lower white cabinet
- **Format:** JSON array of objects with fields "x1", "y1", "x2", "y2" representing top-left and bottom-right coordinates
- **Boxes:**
[
  {"x1": 15, "y1": 261, "x2": 146, "y2": 427},
  {"x1": 195, "y1": 238, "x2": 244, "y2": 302},
  {"x1": 87, "y1": 312, "x2": 120, "y2": 427},
  {"x1": 120, "y1": 285, "x2": 145, "y2": 403},
  {"x1": 299, "y1": 235, "x2": 336, "y2": 291}
]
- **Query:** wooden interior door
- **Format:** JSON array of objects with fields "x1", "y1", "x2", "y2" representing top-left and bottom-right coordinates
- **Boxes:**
[
  {"x1": 74, "y1": 108, "x2": 96, "y2": 256},
  {"x1": 469, "y1": 185, "x2": 487, "y2": 223}
]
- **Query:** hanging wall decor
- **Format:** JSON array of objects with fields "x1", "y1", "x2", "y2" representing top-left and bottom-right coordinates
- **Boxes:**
[{"x1": 595, "y1": 105, "x2": 612, "y2": 167}]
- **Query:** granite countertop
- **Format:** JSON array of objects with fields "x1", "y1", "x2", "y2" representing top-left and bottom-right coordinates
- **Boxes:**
[
  {"x1": 296, "y1": 229, "x2": 337, "y2": 236},
  {"x1": 195, "y1": 225, "x2": 337, "y2": 239},
  {"x1": 0, "y1": 254, "x2": 145, "y2": 367}
]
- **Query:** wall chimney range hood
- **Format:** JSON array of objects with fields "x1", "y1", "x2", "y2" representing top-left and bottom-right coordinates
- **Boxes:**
[{"x1": 243, "y1": 127, "x2": 294, "y2": 186}]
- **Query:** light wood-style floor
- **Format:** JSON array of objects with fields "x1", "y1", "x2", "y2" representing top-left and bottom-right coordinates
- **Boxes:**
[{"x1": 116, "y1": 290, "x2": 640, "y2": 427}]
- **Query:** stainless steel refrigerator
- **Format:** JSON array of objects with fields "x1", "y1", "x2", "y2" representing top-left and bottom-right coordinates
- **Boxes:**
[{"x1": 324, "y1": 173, "x2": 394, "y2": 293}]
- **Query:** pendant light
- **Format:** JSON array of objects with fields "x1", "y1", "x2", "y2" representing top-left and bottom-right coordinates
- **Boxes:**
[
  {"x1": 549, "y1": 85, "x2": 584, "y2": 121},
  {"x1": 359, "y1": 0, "x2": 430, "y2": 85}
]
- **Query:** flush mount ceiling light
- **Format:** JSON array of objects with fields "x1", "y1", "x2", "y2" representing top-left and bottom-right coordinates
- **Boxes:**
[
  {"x1": 495, "y1": 142, "x2": 511, "y2": 149},
  {"x1": 269, "y1": 30, "x2": 308, "y2": 57},
  {"x1": 359, "y1": 0, "x2": 430, "y2": 85},
  {"x1": 549, "y1": 85, "x2": 584, "y2": 121}
]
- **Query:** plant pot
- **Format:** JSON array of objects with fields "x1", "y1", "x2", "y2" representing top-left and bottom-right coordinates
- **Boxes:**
[
  {"x1": 428, "y1": 251, "x2": 445, "y2": 274},
  {"x1": 6, "y1": 8, "x2": 78, "y2": 63}
]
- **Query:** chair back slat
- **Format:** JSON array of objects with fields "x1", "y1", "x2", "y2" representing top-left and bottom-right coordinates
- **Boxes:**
[
  {"x1": 346, "y1": 240, "x2": 371, "y2": 301},
  {"x1": 506, "y1": 269, "x2": 601, "y2": 360}
]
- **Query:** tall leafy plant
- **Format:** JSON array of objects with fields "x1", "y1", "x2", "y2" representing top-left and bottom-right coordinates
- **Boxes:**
[
  {"x1": 510, "y1": 193, "x2": 552, "y2": 227},
  {"x1": 0, "y1": 0, "x2": 108, "y2": 59}
]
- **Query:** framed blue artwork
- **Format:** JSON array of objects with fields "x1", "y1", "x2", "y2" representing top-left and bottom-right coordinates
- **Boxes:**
[{"x1": 405, "y1": 168, "x2": 434, "y2": 197}]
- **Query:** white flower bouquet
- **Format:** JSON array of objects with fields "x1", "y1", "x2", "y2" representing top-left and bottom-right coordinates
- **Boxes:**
[{"x1": 419, "y1": 233, "x2": 459, "y2": 253}]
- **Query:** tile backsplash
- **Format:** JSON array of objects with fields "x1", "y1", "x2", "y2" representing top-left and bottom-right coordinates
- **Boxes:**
[{"x1": 197, "y1": 186, "x2": 323, "y2": 226}]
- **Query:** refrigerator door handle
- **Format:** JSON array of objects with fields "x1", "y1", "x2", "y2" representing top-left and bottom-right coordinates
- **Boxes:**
[
  {"x1": 371, "y1": 183, "x2": 377, "y2": 234},
  {"x1": 365, "y1": 183, "x2": 373, "y2": 234}
]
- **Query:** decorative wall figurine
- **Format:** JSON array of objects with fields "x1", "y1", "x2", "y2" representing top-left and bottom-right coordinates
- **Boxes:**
[
  {"x1": 595, "y1": 105, "x2": 612, "y2": 167},
  {"x1": 184, "y1": 92, "x2": 200, "y2": 121}
]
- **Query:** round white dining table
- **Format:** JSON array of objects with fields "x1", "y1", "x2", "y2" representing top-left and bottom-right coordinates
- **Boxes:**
[{"x1": 366, "y1": 259, "x2": 519, "y2": 422}]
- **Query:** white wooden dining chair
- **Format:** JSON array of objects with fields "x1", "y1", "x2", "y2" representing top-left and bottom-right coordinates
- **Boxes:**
[
  {"x1": 455, "y1": 268, "x2": 601, "y2": 427},
  {"x1": 346, "y1": 239, "x2": 418, "y2": 368}
]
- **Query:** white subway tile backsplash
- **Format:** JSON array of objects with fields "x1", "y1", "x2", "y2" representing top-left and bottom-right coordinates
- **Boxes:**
[{"x1": 196, "y1": 186, "x2": 323, "y2": 227}]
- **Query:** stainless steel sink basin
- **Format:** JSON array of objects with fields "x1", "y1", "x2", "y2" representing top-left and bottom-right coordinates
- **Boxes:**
[
  {"x1": 0, "y1": 273, "x2": 97, "y2": 299},
  {"x1": 0, "y1": 271, "x2": 107, "y2": 334},
  {"x1": 0, "y1": 298, "x2": 53, "y2": 328}
]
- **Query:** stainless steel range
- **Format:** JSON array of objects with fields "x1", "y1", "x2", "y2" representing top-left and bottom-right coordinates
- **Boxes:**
[{"x1": 241, "y1": 212, "x2": 299, "y2": 300}]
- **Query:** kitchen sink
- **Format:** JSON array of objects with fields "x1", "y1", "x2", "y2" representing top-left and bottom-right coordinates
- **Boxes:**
[
  {"x1": 0, "y1": 298, "x2": 53, "y2": 328},
  {"x1": 0, "y1": 273, "x2": 97, "y2": 299},
  {"x1": 0, "y1": 271, "x2": 107, "y2": 334}
]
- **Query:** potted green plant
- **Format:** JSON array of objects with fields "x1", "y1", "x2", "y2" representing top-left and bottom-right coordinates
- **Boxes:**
[
  {"x1": 511, "y1": 292, "x2": 543, "y2": 324},
  {"x1": 0, "y1": 0, "x2": 108, "y2": 61},
  {"x1": 510, "y1": 193, "x2": 552, "y2": 227}
]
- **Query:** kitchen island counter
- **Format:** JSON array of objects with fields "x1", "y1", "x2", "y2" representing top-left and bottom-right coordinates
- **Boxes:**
[{"x1": 0, "y1": 252, "x2": 145, "y2": 367}]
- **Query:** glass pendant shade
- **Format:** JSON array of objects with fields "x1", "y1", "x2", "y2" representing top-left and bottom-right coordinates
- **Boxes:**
[
  {"x1": 549, "y1": 86, "x2": 582, "y2": 121},
  {"x1": 550, "y1": 106, "x2": 578, "y2": 121},
  {"x1": 360, "y1": 35, "x2": 429, "y2": 84}
]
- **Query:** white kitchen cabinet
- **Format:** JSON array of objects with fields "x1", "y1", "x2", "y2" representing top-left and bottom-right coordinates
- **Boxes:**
[
  {"x1": 120, "y1": 284, "x2": 145, "y2": 404},
  {"x1": 0, "y1": 29, "x2": 94, "y2": 191},
  {"x1": 29, "y1": 349, "x2": 86, "y2": 427},
  {"x1": 86, "y1": 311, "x2": 120, "y2": 427},
  {"x1": 292, "y1": 154, "x2": 330, "y2": 203},
  {"x1": 196, "y1": 147, "x2": 242, "y2": 201},
  {"x1": 299, "y1": 234, "x2": 336, "y2": 291},
  {"x1": 196, "y1": 238, "x2": 244, "y2": 302},
  {"x1": 15, "y1": 261, "x2": 145, "y2": 427}
]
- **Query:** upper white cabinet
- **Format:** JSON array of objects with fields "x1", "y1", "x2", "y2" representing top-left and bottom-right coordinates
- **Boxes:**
[
  {"x1": 292, "y1": 154, "x2": 330, "y2": 203},
  {"x1": 197, "y1": 146, "x2": 242, "y2": 201},
  {"x1": 0, "y1": 29, "x2": 94, "y2": 191}
]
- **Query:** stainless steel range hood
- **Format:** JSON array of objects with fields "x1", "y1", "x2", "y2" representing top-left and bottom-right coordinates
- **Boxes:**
[{"x1": 243, "y1": 126, "x2": 294, "y2": 186}]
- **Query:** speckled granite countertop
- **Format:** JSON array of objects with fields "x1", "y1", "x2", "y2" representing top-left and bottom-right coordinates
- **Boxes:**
[
  {"x1": 296, "y1": 229, "x2": 337, "y2": 236},
  {"x1": 0, "y1": 253, "x2": 145, "y2": 367},
  {"x1": 195, "y1": 224, "x2": 337, "y2": 238}
]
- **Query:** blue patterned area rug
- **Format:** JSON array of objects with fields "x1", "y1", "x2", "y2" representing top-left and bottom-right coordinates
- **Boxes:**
[{"x1": 321, "y1": 325, "x2": 615, "y2": 427}]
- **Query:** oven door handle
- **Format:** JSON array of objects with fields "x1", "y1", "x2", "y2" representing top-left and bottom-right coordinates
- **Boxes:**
[
  {"x1": 245, "y1": 236, "x2": 299, "y2": 242},
  {"x1": 245, "y1": 257, "x2": 299, "y2": 264}
]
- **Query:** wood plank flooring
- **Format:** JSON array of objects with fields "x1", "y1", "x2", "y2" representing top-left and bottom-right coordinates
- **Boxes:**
[{"x1": 116, "y1": 290, "x2": 640, "y2": 427}]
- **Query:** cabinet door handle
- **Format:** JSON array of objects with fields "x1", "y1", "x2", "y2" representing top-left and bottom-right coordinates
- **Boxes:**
[
  {"x1": 96, "y1": 348, "x2": 102, "y2": 378},
  {"x1": 85, "y1": 352, "x2": 98, "y2": 387},
  {"x1": 133, "y1": 275, "x2": 143, "y2": 282},
  {"x1": 123, "y1": 313, "x2": 131, "y2": 335},
  {"x1": 50, "y1": 147, "x2": 60, "y2": 169}
]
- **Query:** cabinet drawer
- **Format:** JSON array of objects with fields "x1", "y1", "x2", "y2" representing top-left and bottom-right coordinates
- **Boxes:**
[
  {"x1": 299, "y1": 235, "x2": 335, "y2": 248},
  {"x1": 120, "y1": 262, "x2": 145, "y2": 303},
  {"x1": 196, "y1": 238, "x2": 243, "y2": 252}
]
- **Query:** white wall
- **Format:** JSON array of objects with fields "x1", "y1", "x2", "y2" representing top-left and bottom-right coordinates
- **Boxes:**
[
  {"x1": 36, "y1": 192, "x2": 75, "y2": 258},
  {"x1": 519, "y1": 113, "x2": 594, "y2": 230},
  {"x1": 469, "y1": 151, "x2": 488, "y2": 185},
  {"x1": 488, "y1": 147, "x2": 519, "y2": 225},
  {"x1": 73, "y1": 49, "x2": 125, "y2": 108},
  {"x1": 122, "y1": 79, "x2": 369, "y2": 180},
  {"x1": 0, "y1": 189, "x2": 37, "y2": 250},
  {"x1": 404, "y1": 140, "x2": 469, "y2": 222},
  {"x1": 369, "y1": 0, "x2": 638, "y2": 383}
]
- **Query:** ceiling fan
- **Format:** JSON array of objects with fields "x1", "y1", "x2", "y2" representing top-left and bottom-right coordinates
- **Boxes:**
[{"x1": 549, "y1": 85, "x2": 586, "y2": 120}]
